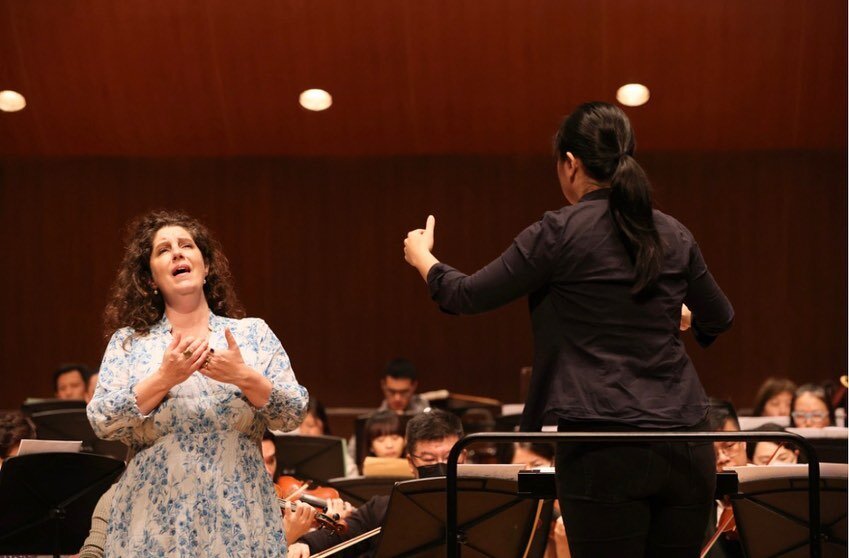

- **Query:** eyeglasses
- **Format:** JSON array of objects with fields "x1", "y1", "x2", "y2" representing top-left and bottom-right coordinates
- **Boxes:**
[
  {"x1": 409, "y1": 453, "x2": 451, "y2": 465},
  {"x1": 715, "y1": 441, "x2": 744, "y2": 457},
  {"x1": 791, "y1": 411, "x2": 828, "y2": 421}
]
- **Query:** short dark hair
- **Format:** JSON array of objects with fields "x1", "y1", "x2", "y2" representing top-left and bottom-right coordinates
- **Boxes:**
[
  {"x1": 364, "y1": 411, "x2": 405, "y2": 457},
  {"x1": 52, "y1": 364, "x2": 91, "y2": 392},
  {"x1": 706, "y1": 398, "x2": 740, "y2": 431},
  {"x1": 383, "y1": 358, "x2": 417, "y2": 381},
  {"x1": 0, "y1": 411, "x2": 36, "y2": 459},
  {"x1": 405, "y1": 409, "x2": 464, "y2": 456},
  {"x1": 365, "y1": 410, "x2": 404, "y2": 441},
  {"x1": 745, "y1": 422, "x2": 798, "y2": 461}
]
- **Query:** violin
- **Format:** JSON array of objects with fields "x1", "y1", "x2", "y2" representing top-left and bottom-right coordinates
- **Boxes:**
[{"x1": 275, "y1": 475, "x2": 347, "y2": 534}]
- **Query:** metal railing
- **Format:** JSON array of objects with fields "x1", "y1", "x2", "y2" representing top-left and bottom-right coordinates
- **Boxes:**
[{"x1": 446, "y1": 431, "x2": 822, "y2": 558}]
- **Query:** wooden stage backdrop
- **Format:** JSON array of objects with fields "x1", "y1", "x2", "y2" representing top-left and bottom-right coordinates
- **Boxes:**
[{"x1": 0, "y1": 150, "x2": 845, "y2": 413}]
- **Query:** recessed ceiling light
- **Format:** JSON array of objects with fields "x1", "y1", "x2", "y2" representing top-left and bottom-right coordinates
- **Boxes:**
[
  {"x1": 299, "y1": 89, "x2": 332, "y2": 112},
  {"x1": 0, "y1": 90, "x2": 26, "y2": 112},
  {"x1": 616, "y1": 84, "x2": 650, "y2": 107}
]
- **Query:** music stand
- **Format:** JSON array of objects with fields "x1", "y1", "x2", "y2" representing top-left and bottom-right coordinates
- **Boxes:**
[
  {"x1": 21, "y1": 398, "x2": 86, "y2": 414},
  {"x1": 785, "y1": 428, "x2": 849, "y2": 465},
  {"x1": 374, "y1": 476, "x2": 542, "y2": 558},
  {"x1": 273, "y1": 434, "x2": 346, "y2": 483},
  {"x1": 730, "y1": 463, "x2": 848, "y2": 558},
  {"x1": 0, "y1": 452, "x2": 124, "y2": 557},
  {"x1": 24, "y1": 405, "x2": 128, "y2": 462},
  {"x1": 327, "y1": 475, "x2": 406, "y2": 507}
]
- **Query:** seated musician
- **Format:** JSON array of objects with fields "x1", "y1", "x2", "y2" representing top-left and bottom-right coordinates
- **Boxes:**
[
  {"x1": 287, "y1": 408, "x2": 464, "y2": 558},
  {"x1": 703, "y1": 399, "x2": 746, "y2": 558},
  {"x1": 363, "y1": 410, "x2": 406, "y2": 459},
  {"x1": 790, "y1": 383, "x2": 834, "y2": 428},
  {"x1": 510, "y1": 443, "x2": 570, "y2": 558},
  {"x1": 0, "y1": 411, "x2": 36, "y2": 468},
  {"x1": 745, "y1": 423, "x2": 799, "y2": 466},
  {"x1": 53, "y1": 363, "x2": 91, "y2": 401}
]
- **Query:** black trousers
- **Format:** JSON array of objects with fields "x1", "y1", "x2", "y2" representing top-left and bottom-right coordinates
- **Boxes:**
[{"x1": 555, "y1": 421, "x2": 716, "y2": 558}]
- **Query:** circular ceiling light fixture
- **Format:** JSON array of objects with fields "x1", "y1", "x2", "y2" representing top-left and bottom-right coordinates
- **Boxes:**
[
  {"x1": 299, "y1": 89, "x2": 332, "y2": 112},
  {"x1": 0, "y1": 90, "x2": 26, "y2": 112},
  {"x1": 616, "y1": 83, "x2": 650, "y2": 107}
]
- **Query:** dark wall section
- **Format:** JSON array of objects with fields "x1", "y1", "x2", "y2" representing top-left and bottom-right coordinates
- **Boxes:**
[{"x1": 0, "y1": 151, "x2": 845, "y2": 413}]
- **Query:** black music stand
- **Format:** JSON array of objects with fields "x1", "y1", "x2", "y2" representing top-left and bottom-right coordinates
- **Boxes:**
[
  {"x1": 327, "y1": 475, "x2": 406, "y2": 507},
  {"x1": 0, "y1": 452, "x2": 124, "y2": 557},
  {"x1": 374, "y1": 476, "x2": 542, "y2": 558},
  {"x1": 731, "y1": 464, "x2": 848, "y2": 558},
  {"x1": 273, "y1": 434, "x2": 346, "y2": 483},
  {"x1": 23, "y1": 401, "x2": 128, "y2": 461}
]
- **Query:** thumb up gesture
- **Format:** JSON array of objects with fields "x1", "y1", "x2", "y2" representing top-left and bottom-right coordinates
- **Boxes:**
[
  {"x1": 404, "y1": 215, "x2": 435, "y2": 263},
  {"x1": 404, "y1": 215, "x2": 440, "y2": 282}
]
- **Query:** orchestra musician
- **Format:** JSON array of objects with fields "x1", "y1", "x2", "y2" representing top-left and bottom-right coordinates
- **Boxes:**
[
  {"x1": 287, "y1": 408, "x2": 466, "y2": 558},
  {"x1": 87, "y1": 210, "x2": 308, "y2": 557},
  {"x1": 403, "y1": 102, "x2": 734, "y2": 557},
  {"x1": 53, "y1": 363, "x2": 91, "y2": 401}
]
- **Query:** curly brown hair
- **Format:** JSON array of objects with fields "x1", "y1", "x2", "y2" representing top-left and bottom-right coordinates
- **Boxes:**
[{"x1": 104, "y1": 210, "x2": 244, "y2": 340}]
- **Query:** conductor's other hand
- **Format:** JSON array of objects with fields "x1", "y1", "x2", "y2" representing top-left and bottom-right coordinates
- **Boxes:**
[
  {"x1": 404, "y1": 215, "x2": 436, "y2": 267},
  {"x1": 680, "y1": 304, "x2": 692, "y2": 331}
]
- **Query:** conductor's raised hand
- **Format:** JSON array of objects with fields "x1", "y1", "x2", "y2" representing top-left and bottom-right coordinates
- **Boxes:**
[
  {"x1": 158, "y1": 333, "x2": 210, "y2": 388},
  {"x1": 404, "y1": 215, "x2": 440, "y2": 281},
  {"x1": 199, "y1": 328, "x2": 249, "y2": 386},
  {"x1": 404, "y1": 214, "x2": 435, "y2": 264}
]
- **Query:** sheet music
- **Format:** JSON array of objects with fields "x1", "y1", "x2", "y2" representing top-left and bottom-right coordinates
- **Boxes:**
[
  {"x1": 16, "y1": 439, "x2": 82, "y2": 455},
  {"x1": 458, "y1": 463, "x2": 524, "y2": 479},
  {"x1": 728, "y1": 462, "x2": 849, "y2": 482}
]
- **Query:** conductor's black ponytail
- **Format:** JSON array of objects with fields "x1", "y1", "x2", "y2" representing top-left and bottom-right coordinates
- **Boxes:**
[{"x1": 554, "y1": 102, "x2": 662, "y2": 295}]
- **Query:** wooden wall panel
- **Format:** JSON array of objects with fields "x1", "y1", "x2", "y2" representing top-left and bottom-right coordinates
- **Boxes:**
[
  {"x1": 0, "y1": 150, "x2": 845, "y2": 415},
  {"x1": 0, "y1": 0, "x2": 845, "y2": 156}
]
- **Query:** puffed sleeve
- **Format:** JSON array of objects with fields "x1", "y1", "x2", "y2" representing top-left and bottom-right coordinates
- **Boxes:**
[
  {"x1": 86, "y1": 329, "x2": 153, "y2": 445},
  {"x1": 252, "y1": 320, "x2": 309, "y2": 432}
]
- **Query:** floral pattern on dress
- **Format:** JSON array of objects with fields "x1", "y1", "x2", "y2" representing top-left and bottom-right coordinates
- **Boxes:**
[{"x1": 87, "y1": 313, "x2": 308, "y2": 557}]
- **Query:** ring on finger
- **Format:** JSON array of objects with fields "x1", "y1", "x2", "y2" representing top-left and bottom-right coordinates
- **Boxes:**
[{"x1": 182, "y1": 349, "x2": 193, "y2": 359}]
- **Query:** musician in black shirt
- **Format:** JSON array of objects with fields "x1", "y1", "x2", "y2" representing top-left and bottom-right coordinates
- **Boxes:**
[{"x1": 404, "y1": 102, "x2": 733, "y2": 558}]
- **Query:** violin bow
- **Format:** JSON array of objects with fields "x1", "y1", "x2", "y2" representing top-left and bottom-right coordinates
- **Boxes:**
[{"x1": 309, "y1": 527, "x2": 382, "y2": 558}]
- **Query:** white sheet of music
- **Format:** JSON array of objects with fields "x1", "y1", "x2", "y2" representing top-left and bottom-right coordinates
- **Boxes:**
[
  {"x1": 458, "y1": 463, "x2": 525, "y2": 479},
  {"x1": 16, "y1": 438, "x2": 82, "y2": 455}
]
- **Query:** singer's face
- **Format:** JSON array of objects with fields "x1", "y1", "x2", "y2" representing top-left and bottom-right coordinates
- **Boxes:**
[{"x1": 149, "y1": 226, "x2": 208, "y2": 300}]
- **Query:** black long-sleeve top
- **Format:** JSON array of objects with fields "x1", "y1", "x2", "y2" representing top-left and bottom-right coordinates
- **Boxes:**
[
  {"x1": 427, "y1": 189, "x2": 734, "y2": 432},
  {"x1": 300, "y1": 495, "x2": 388, "y2": 557}
]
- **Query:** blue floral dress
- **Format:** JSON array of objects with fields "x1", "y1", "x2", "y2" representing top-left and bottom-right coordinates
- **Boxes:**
[{"x1": 87, "y1": 313, "x2": 308, "y2": 557}]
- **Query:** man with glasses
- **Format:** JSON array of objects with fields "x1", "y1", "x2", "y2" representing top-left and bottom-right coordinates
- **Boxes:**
[
  {"x1": 288, "y1": 409, "x2": 464, "y2": 558},
  {"x1": 703, "y1": 400, "x2": 746, "y2": 558}
]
